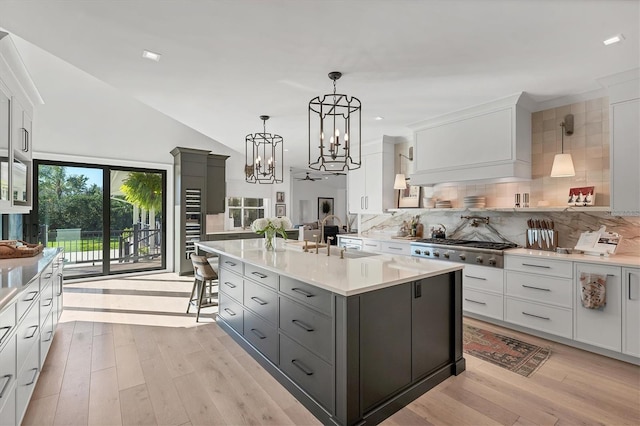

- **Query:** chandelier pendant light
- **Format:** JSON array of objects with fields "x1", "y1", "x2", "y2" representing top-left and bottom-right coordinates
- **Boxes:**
[
  {"x1": 308, "y1": 71, "x2": 361, "y2": 171},
  {"x1": 245, "y1": 115, "x2": 284, "y2": 184},
  {"x1": 550, "y1": 115, "x2": 576, "y2": 178}
]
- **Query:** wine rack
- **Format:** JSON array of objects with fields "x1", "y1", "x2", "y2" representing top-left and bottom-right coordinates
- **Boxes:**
[{"x1": 185, "y1": 188, "x2": 202, "y2": 259}]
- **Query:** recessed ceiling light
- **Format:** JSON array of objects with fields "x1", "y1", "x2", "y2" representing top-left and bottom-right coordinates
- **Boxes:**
[
  {"x1": 325, "y1": 177, "x2": 329, "y2": 179},
  {"x1": 142, "y1": 50, "x2": 162, "y2": 61},
  {"x1": 603, "y1": 34, "x2": 624, "y2": 46},
  {"x1": 374, "y1": 116, "x2": 384, "y2": 121}
]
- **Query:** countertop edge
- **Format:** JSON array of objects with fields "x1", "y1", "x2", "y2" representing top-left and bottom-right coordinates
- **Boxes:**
[{"x1": 505, "y1": 248, "x2": 640, "y2": 268}]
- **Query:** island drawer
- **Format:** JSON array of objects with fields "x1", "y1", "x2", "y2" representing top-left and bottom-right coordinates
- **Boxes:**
[
  {"x1": 279, "y1": 296, "x2": 332, "y2": 363},
  {"x1": 16, "y1": 341, "x2": 39, "y2": 425},
  {"x1": 505, "y1": 297, "x2": 572, "y2": 339},
  {"x1": 17, "y1": 279, "x2": 40, "y2": 322},
  {"x1": 218, "y1": 268, "x2": 243, "y2": 303},
  {"x1": 40, "y1": 312, "x2": 54, "y2": 366},
  {"x1": 244, "y1": 264, "x2": 278, "y2": 290},
  {"x1": 505, "y1": 256, "x2": 572, "y2": 278},
  {"x1": 505, "y1": 271, "x2": 572, "y2": 308},
  {"x1": 463, "y1": 289, "x2": 503, "y2": 320},
  {"x1": 40, "y1": 280, "x2": 54, "y2": 328},
  {"x1": 244, "y1": 310, "x2": 277, "y2": 363},
  {"x1": 244, "y1": 280, "x2": 277, "y2": 325},
  {"x1": 279, "y1": 333, "x2": 333, "y2": 413},
  {"x1": 219, "y1": 255, "x2": 243, "y2": 275},
  {"x1": 16, "y1": 302, "x2": 39, "y2": 373},
  {"x1": 280, "y1": 276, "x2": 332, "y2": 315},
  {"x1": 219, "y1": 293, "x2": 244, "y2": 336},
  {"x1": 0, "y1": 331, "x2": 16, "y2": 404},
  {"x1": 0, "y1": 304, "x2": 15, "y2": 348}
]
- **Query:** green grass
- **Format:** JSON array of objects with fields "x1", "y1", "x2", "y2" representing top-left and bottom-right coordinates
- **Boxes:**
[{"x1": 48, "y1": 239, "x2": 120, "y2": 251}]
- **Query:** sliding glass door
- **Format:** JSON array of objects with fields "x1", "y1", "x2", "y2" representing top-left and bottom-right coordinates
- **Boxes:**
[{"x1": 30, "y1": 160, "x2": 166, "y2": 279}]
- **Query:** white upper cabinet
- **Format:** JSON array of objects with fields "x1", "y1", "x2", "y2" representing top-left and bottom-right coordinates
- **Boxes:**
[
  {"x1": 409, "y1": 92, "x2": 534, "y2": 186},
  {"x1": 347, "y1": 137, "x2": 394, "y2": 214},
  {"x1": 0, "y1": 32, "x2": 42, "y2": 213}
]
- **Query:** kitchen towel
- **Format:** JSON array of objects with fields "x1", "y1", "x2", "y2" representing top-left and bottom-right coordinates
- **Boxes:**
[{"x1": 580, "y1": 272, "x2": 606, "y2": 309}]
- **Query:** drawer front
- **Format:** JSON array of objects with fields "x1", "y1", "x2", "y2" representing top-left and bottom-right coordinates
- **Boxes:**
[
  {"x1": 463, "y1": 265, "x2": 504, "y2": 293},
  {"x1": 280, "y1": 276, "x2": 332, "y2": 315},
  {"x1": 16, "y1": 303, "x2": 39, "y2": 372},
  {"x1": 243, "y1": 310, "x2": 278, "y2": 363},
  {"x1": 279, "y1": 296, "x2": 332, "y2": 363},
  {"x1": 380, "y1": 241, "x2": 411, "y2": 256},
  {"x1": 279, "y1": 334, "x2": 333, "y2": 412},
  {"x1": 218, "y1": 267, "x2": 244, "y2": 303},
  {"x1": 16, "y1": 279, "x2": 40, "y2": 321},
  {"x1": 39, "y1": 281, "x2": 54, "y2": 328},
  {"x1": 506, "y1": 271, "x2": 572, "y2": 308},
  {"x1": 505, "y1": 297, "x2": 572, "y2": 338},
  {"x1": 505, "y1": 255, "x2": 573, "y2": 278},
  {"x1": 0, "y1": 332, "x2": 16, "y2": 408},
  {"x1": 218, "y1": 293, "x2": 244, "y2": 335},
  {"x1": 463, "y1": 288, "x2": 503, "y2": 320},
  {"x1": 0, "y1": 304, "x2": 15, "y2": 349},
  {"x1": 244, "y1": 264, "x2": 278, "y2": 290},
  {"x1": 362, "y1": 239, "x2": 381, "y2": 252},
  {"x1": 244, "y1": 280, "x2": 277, "y2": 325},
  {"x1": 16, "y1": 342, "x2": 39, "y2": 424},
  {"x1": 0, "y1": 380, "x2": 16, "y2": 426},
  {"x1": 219, "y1": 255, "x2": 243, "y2": 275},
  {"x1": 40, "y1": 312, "x2": 55, "y2": 367}
]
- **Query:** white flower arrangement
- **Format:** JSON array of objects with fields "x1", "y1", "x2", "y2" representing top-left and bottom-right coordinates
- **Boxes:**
[{"x1": 251, "y1": 216, "x2": 293, "y2": 239}]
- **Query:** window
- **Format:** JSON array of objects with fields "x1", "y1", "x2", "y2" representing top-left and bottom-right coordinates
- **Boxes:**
[{"x1": 228, "y1": 197, "x2": 266, "y2": 229}]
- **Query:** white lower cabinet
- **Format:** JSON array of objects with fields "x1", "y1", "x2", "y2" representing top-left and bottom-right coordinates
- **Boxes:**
[
  {"x1": 16, "y1": 340, "x2": 39, "y2": 422},
  {"x1": 462, "y1": 265, "x2": 504, "y2": 320},
  {"x1": 622, "y1": 267, "x2": 640, "y2": 357},
  {"x1": 574, "y1": 263, "x2": 622, "y2": 352},
  {"x1": 505, "y1": 297, "x2": 573, "y2": 339}
]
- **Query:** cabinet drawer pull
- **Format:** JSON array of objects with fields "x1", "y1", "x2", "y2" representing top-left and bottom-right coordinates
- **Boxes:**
[
  {"x1": 465, "y1": 275, "x2": 487, "y2": 281},
  {"x1": 23, "y1": 291, "x2": 38, "y2": 302},
  {"x1": 25, "y1": 368, "x2": 38, "y2": 386},
  {"x1": 606, "y1": 274, "x2": 616, "y2": 277},
  {"x1": 0, "y1": 374, "x2": 12, "y2": 399},
  {"x1": 522, "y1": 311, "x2": 550, "y2": 320},
  {"x1": 43, "y1": 330, "x2": 54, "y2": 342},
  {"x1": 522, "y1": 284, "x2": 550, "y2": 292},
  {"x1": 223, "y1": 308, "x2": 237, "y2": 317},
  {"x1": 42, "y1": 298, "x2": 53, "y2": 307},
  {"x1": 250, "y1": 328, "x2": 266, "y2": 340},
  {"x1": 292, "y1": 319, "x2": 314, "y2": 332},
  {"x1": 291, "y1": 359, "x2": 314, "y2": 376},
  {"x1": 364, "y1": 243, "x2": 377, "y2": 247},
  {"x1": 44, "y1": 273, "x2": 53, "y2": 279},
  {"x1": 224, "y1": 281, "x2": 237, "y2": 289},
  {"x1": 25, "y1": 325, "x2": 38, "y2": 339},
  {"x1": 251, "y1": 271, "x2": 268, "y2": 279},
  {"x1": 521, "y1": 263, "x2": 551, "y2": 269},
  {"x1": 291, "y1": 287, "x2": 314, "y2": 298},
  {"x1": 388, "y1": 246, "x2": 403, "y2": 251},
  {"x1": 224, "y1": 260, "x2": 237, "y2": 267},
  {"x1": 250, "y1": 296, "x2": 267, "y2": 306},
  {"x1": 57, "y1": 273, "x2": 64, "y2": 296},
  {"x1": 630, "y1": 272, "x2": 637, "y2": 301},
  {"x1": 0, "y1": 326, "x2": 11, "y2": 344},
  {"x1": 464, "y1": 298, "x2": 487, "y2": 306}
]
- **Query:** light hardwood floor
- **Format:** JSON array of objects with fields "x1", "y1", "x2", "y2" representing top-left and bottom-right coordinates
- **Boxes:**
[{"x1": 24, "y1": 272, "x2": 640, "y2": 425}]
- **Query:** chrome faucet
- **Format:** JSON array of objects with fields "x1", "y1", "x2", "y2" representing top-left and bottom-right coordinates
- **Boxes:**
[{"x1": 320, "y1": 214, "x2": 343, "y2": 246}]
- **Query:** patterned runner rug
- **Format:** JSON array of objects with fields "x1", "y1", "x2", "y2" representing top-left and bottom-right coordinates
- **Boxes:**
[{"x1": 463, "y1": 324, "x2": 551, "y2": 377}]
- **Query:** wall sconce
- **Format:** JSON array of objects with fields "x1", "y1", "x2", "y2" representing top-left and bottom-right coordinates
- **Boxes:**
[
  {"x1": 550, "y1": 114, "x2": 575, "y2": 177},
  {"x1": 394, "y1": 147, "x2": 413, "y2": 207}
]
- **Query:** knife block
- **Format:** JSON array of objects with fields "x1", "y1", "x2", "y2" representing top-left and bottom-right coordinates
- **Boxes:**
[{"x1": 526, "y1": 229, "x2": 558, "y2": 251}]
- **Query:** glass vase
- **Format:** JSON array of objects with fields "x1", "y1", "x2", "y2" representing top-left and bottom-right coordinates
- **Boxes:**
[{"x1": 264, "y1": 229, "x2": 276, "y2": 251}]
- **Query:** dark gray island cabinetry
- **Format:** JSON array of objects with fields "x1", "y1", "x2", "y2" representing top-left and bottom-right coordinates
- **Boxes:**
[{"x1": 197, "y1": 240, "x2": 465, "y2": 425}]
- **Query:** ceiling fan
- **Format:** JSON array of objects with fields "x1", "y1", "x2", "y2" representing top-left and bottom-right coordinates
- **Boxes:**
[{"x1": 295, "y1": 172, "x2": 322, "y2": 181}]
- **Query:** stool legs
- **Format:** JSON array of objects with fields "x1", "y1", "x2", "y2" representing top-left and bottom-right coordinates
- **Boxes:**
[{"x1": 186, "y1": 277, "x2": 200, "y2": 314}]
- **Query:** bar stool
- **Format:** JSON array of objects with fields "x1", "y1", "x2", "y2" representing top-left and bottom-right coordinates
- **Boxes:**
[{"x1": 187, "y1": 253, "x2": 219, "y2": 322}]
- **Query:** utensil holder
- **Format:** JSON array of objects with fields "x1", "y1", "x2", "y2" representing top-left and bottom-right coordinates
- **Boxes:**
[{"x1": 526, "y1": 229, "x2": 558, "y2": 251}]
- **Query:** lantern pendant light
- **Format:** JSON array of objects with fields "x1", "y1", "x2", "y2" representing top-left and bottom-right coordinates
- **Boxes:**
[
  {"x1": 308, "y1": 71, "x2": 361, "y2": 171},
  {"x1": 550, "y1": 115, "x2": 575, "y2": 178},
  {"x1": 245, "y1": 115, "x2": 284, "y2": 184}
]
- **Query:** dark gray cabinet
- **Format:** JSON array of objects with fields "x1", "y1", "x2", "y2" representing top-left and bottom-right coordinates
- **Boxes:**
[{"x1": 171, "y1": 147, "x2": 228, "y2": 274}]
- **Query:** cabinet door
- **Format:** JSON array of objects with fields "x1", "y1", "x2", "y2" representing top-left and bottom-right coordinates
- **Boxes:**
[
  {"x1": 360, "y1": 283, "x2": 411, "y2": 412},
  {"x1": 611, "y1": 99, "x2": 640, "y2": 216},
  {"x1": 574, "y1": 263, "x2": 622, "y2": 351},
  {"x1": 364, "y1": 152, "x2": 382, "y2": 212},
  {"x1": 0, "y1": 88, "x2": 9, "y2": 207},
  {"x1": 347, "y1": 162, "x2": 365, "y2": 214},
  {"x1": 206, "y1": 156, "x2": 226, "y2": 214},
  {"x1": 623, "y1": 268, "x2": 640, "y2": 357},
  {"x1": 412, "y1": 276, "x2": 452, "y2": 380}
]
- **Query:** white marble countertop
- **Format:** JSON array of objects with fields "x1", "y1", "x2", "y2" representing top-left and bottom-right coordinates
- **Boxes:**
[
  {"x1": 339, "y1": 233, "x2": 419, "y2": 243},
  {"x1": 506, "y1": 248, "x2": 640, "y2": 268},
  {"x1": 196, "y1": 239, "x2": 462, "y2": 296},
  {"x1": 0, "y1": 248, "x2": 62, "y2": 312}
]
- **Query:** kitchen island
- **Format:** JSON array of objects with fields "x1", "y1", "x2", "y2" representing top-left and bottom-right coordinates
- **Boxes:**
[{"x1": 196, "y1": 239, "x2": 465, "y2": 425}]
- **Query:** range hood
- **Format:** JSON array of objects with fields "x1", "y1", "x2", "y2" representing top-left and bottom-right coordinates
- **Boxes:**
[{"x1": 409, "y1": 92, "x2": 535, "y2": 186}]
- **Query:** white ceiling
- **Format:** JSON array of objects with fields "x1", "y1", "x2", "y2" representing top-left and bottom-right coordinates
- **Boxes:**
[{"x1": 0, "y1": 0, "x2": 638, "y2": 170}]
